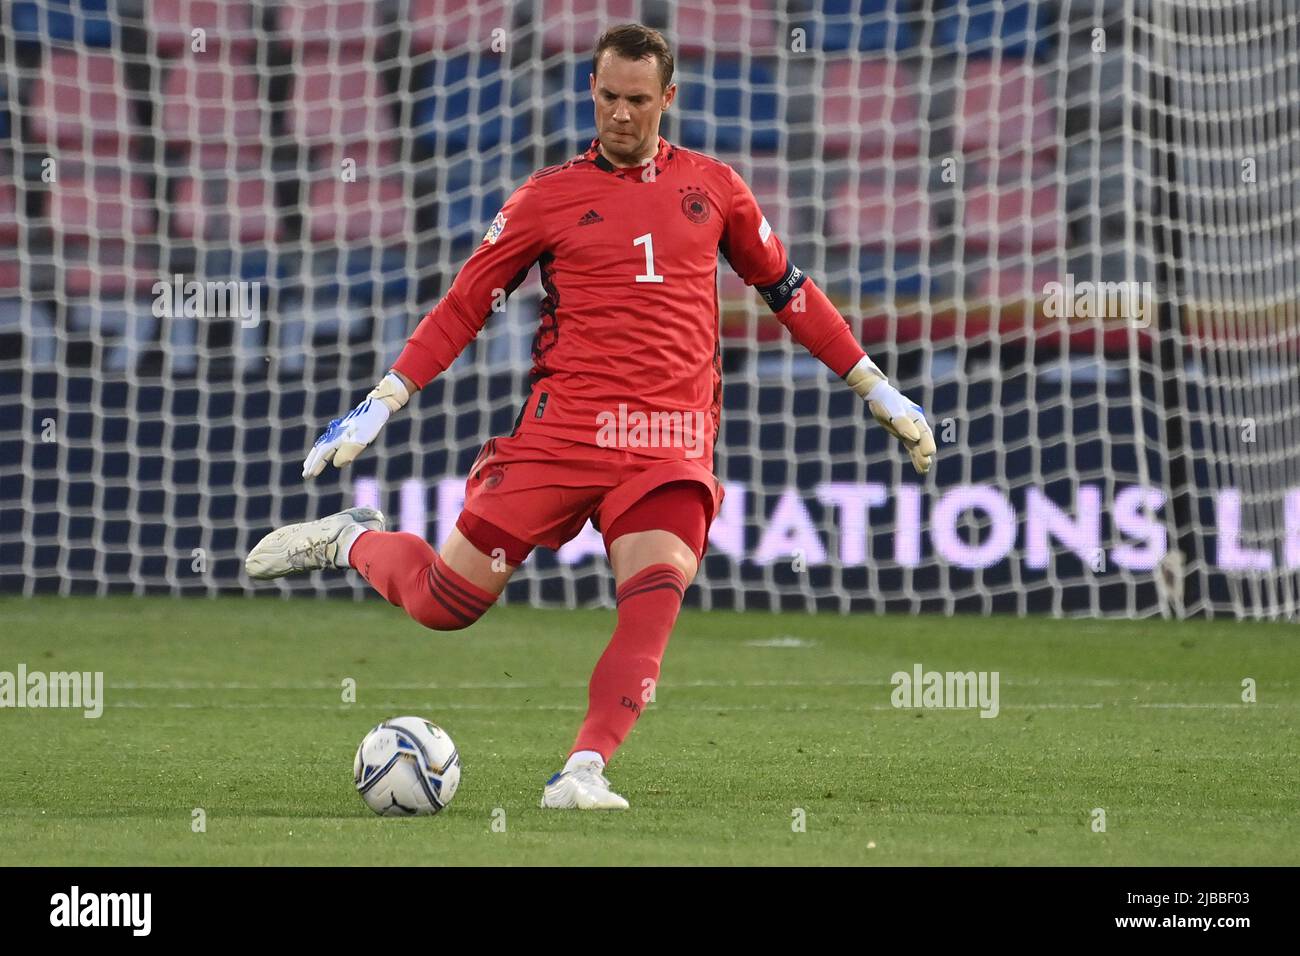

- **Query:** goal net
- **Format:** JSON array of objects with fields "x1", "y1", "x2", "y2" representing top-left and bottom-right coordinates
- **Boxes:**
[
  {"x1": 1, "y1": 0, "x2": 1297, "y2": 618},
  {"x1": 1129, "y1": 0, "x2": 1300, "y2": 619}
]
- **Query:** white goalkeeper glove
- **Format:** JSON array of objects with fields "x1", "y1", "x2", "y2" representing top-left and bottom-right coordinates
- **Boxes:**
[
  {"x1": 845, "y1": 356, "x2": 937, "y2": 475},
  {"x1": 302, "y1": 372, "x2": 410, "y2": 478}
]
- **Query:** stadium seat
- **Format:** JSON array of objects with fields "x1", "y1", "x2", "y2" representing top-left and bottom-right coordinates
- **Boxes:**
[
  {"x1": 0, "y1": 180, "x2": 19, "y2": 246},
  {"x1": 62, "y1": 245, "x2": 160, "y2": 297},
  {"x1": 857, "y1": 249, "x2": 933, "y2": 297},
  {"x1": 954, "y1": 60, "x2": 1055, "y2": 169},
  {"x1": 148, "y1": 0, "x2": 256, "y2": 57},
  {"x1": 412, "y1": 53, "x2": 527, "y2": 155},
  {"x1": 304, "y1": 176, "x2": 409, "y2": 243},
  {"x1": 547, "y1": 59, "x2": 599, "y2": 154},
  {"x1": 181, "y1": 246, "x2": 276, "y2": 287},
  {"x1": 376, "y1": 308, "x2": 417, "y2": 370},
  {"x1": 440, "y1": 158, "x2": 507, "y2": 244},
  {"x1": 820, "y1": 58, "x2": 921, "y2": 159},
  {"x1": 278, "y1": 0, "x2": 373, "y2": 51},
  {"x1": 29, "y1": 50, "x2": 135, "y2": 157},
  {"x1": 212, "y1": 240, "x2": 284, "y2": 277},
  {"x1": 11, "y1": 0, "x2": 114, "y2": 47},
  {"x1": 0, "y1": 298, "x2": 58, "y2": 368},
  {"x1": 274, "y1": 300, "x2": 365, "y2": 374},
  {"x1": 334, "y1": 247, "x2": 410, "y2": 305},
  {"x1": 961, "y1": 179, "x2": 1060, "y2": 252},
  {"x1": 0, "y1": 237, "x2": 18, "y2": 291},
  {"x1": 160, "y1": 51, "x2": 266, "y2": 169},
  {"x1": 933, "y1": 0, "x2": 1053, "y2": 59},
  {"x1": 0, "y1": 77, "x2": 11, "y2": 142},
  {"x1": 171, "y1": 175, "x2": 282, "y2": 243},
  {"x1": 46, "y1": 165, "x2": 156, "y2": 299},
  {"x1": 67, "y1": 301, "x2": 161, "y2": 372},
  {"x1": 0, "y1": 264, "x2": 23, "y2": 293},
  {"x1": 539, "y1": 0, "x2": 637, "y2": 55},
  {"x1": 289, "y1": 51, "x2": 399, "y2": 167},
  {"x1": 828, "y1": 177, "x2": 930, "y2": 251},
  {"x1": 408, "y1": 0, "x2": 511, "y2": 53},
  {"x1": 804, "y1": 0, "x2": 915, "y2": 53},
  {"x1": 50, "y1": 167, "x2": 154, "y2": 240},
  {"x1": 0, "y1": 253, "x2": 20, "y2": 292},
  {"x1": 677, "y1": 57, "x2": 781, "y2": 154},
  {"x1": 972, "y1": 263, "x2": 1059, "y2": 300},
  {"x1": 674, "y1": 0, "x2": 778, "y2": 56},
  {"x1": 276, "y1": 248, "x2": 409, "y2": 375}
]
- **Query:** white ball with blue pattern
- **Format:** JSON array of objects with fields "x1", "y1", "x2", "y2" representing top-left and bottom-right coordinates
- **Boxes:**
[{"x1": 354, "y1": 716, "x2": 461, "y2": 816}]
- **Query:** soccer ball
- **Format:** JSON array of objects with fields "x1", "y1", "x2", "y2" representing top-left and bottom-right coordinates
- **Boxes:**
[{"x1": 353, "y1": 716, "x2": 461, "y2": 816}]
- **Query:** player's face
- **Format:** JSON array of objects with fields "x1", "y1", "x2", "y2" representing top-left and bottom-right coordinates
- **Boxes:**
[{"x1": 590, "y1": 53, "x2": 676, "y2": 167}]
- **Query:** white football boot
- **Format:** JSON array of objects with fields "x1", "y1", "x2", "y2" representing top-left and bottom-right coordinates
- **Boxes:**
[
  {"x1": 540, "y1": 761, "x2": 630, "y2": 810},
  {"x1": 245, "y1": 507, "x2": 385, "y2": 579}
]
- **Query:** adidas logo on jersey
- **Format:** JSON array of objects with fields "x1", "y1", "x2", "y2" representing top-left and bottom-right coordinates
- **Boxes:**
[{"x1": 577, "y1": 209, "x2": 604, "y2": 225}]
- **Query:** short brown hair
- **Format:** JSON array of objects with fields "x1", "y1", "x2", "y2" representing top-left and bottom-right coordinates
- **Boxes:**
[{"x1": 592, "y1": 23, "x2": 674, "y2": 90}]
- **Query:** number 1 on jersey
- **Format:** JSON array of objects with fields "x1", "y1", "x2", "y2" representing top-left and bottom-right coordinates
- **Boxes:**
[{"x1": 633, "y1": 233, "x2": 664, "y2": 284}]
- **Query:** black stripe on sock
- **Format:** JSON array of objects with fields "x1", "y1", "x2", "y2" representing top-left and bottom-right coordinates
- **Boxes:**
[
  {"x1": 617, "y1": 568, "x2": 683, "y2": 591},
  {"x1": 615, "y1": 569, "x2": 684, "y2": 597},
  {"x1": 423, "y1": 567, "x2": 476, "y2": 626},
  {"x1": 432, "y1": 562, "x2": 492, "y2": 614},
  {"x1": 616, "y1": 581, "x2": 686, "y2": 606}
]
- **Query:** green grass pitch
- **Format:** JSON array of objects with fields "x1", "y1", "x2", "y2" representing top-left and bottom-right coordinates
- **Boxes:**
[{"x1": 1, "y1": 596, "x2": 1296, "y2": 866}]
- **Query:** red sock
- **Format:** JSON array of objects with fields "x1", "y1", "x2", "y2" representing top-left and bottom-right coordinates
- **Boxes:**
[
  {"x1": 570, "y1": 564, "x2": 688, "y2": 762},
  {"x1": 350, "y1": 531, "x2": 495, "y2": 631}
]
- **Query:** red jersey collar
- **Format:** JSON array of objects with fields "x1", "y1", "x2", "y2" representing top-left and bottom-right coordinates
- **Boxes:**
[{"x1": 584, "y1": 136, "x2": 674, "y2": 180}]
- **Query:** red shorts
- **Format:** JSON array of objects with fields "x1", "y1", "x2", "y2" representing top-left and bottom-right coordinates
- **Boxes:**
[{"x1": 461, "y1": 430, "x2": 725, "y2": 555}]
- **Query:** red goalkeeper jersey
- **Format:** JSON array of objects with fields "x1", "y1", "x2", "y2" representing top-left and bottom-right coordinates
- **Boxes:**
[{"x1": 393, "y1": 137, "x2": 865, "y2": 460}]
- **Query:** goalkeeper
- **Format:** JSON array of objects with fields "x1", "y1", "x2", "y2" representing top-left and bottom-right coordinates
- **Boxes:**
[{"x1": 247, "y1": 24, "x2": 935, "y2": 810}]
